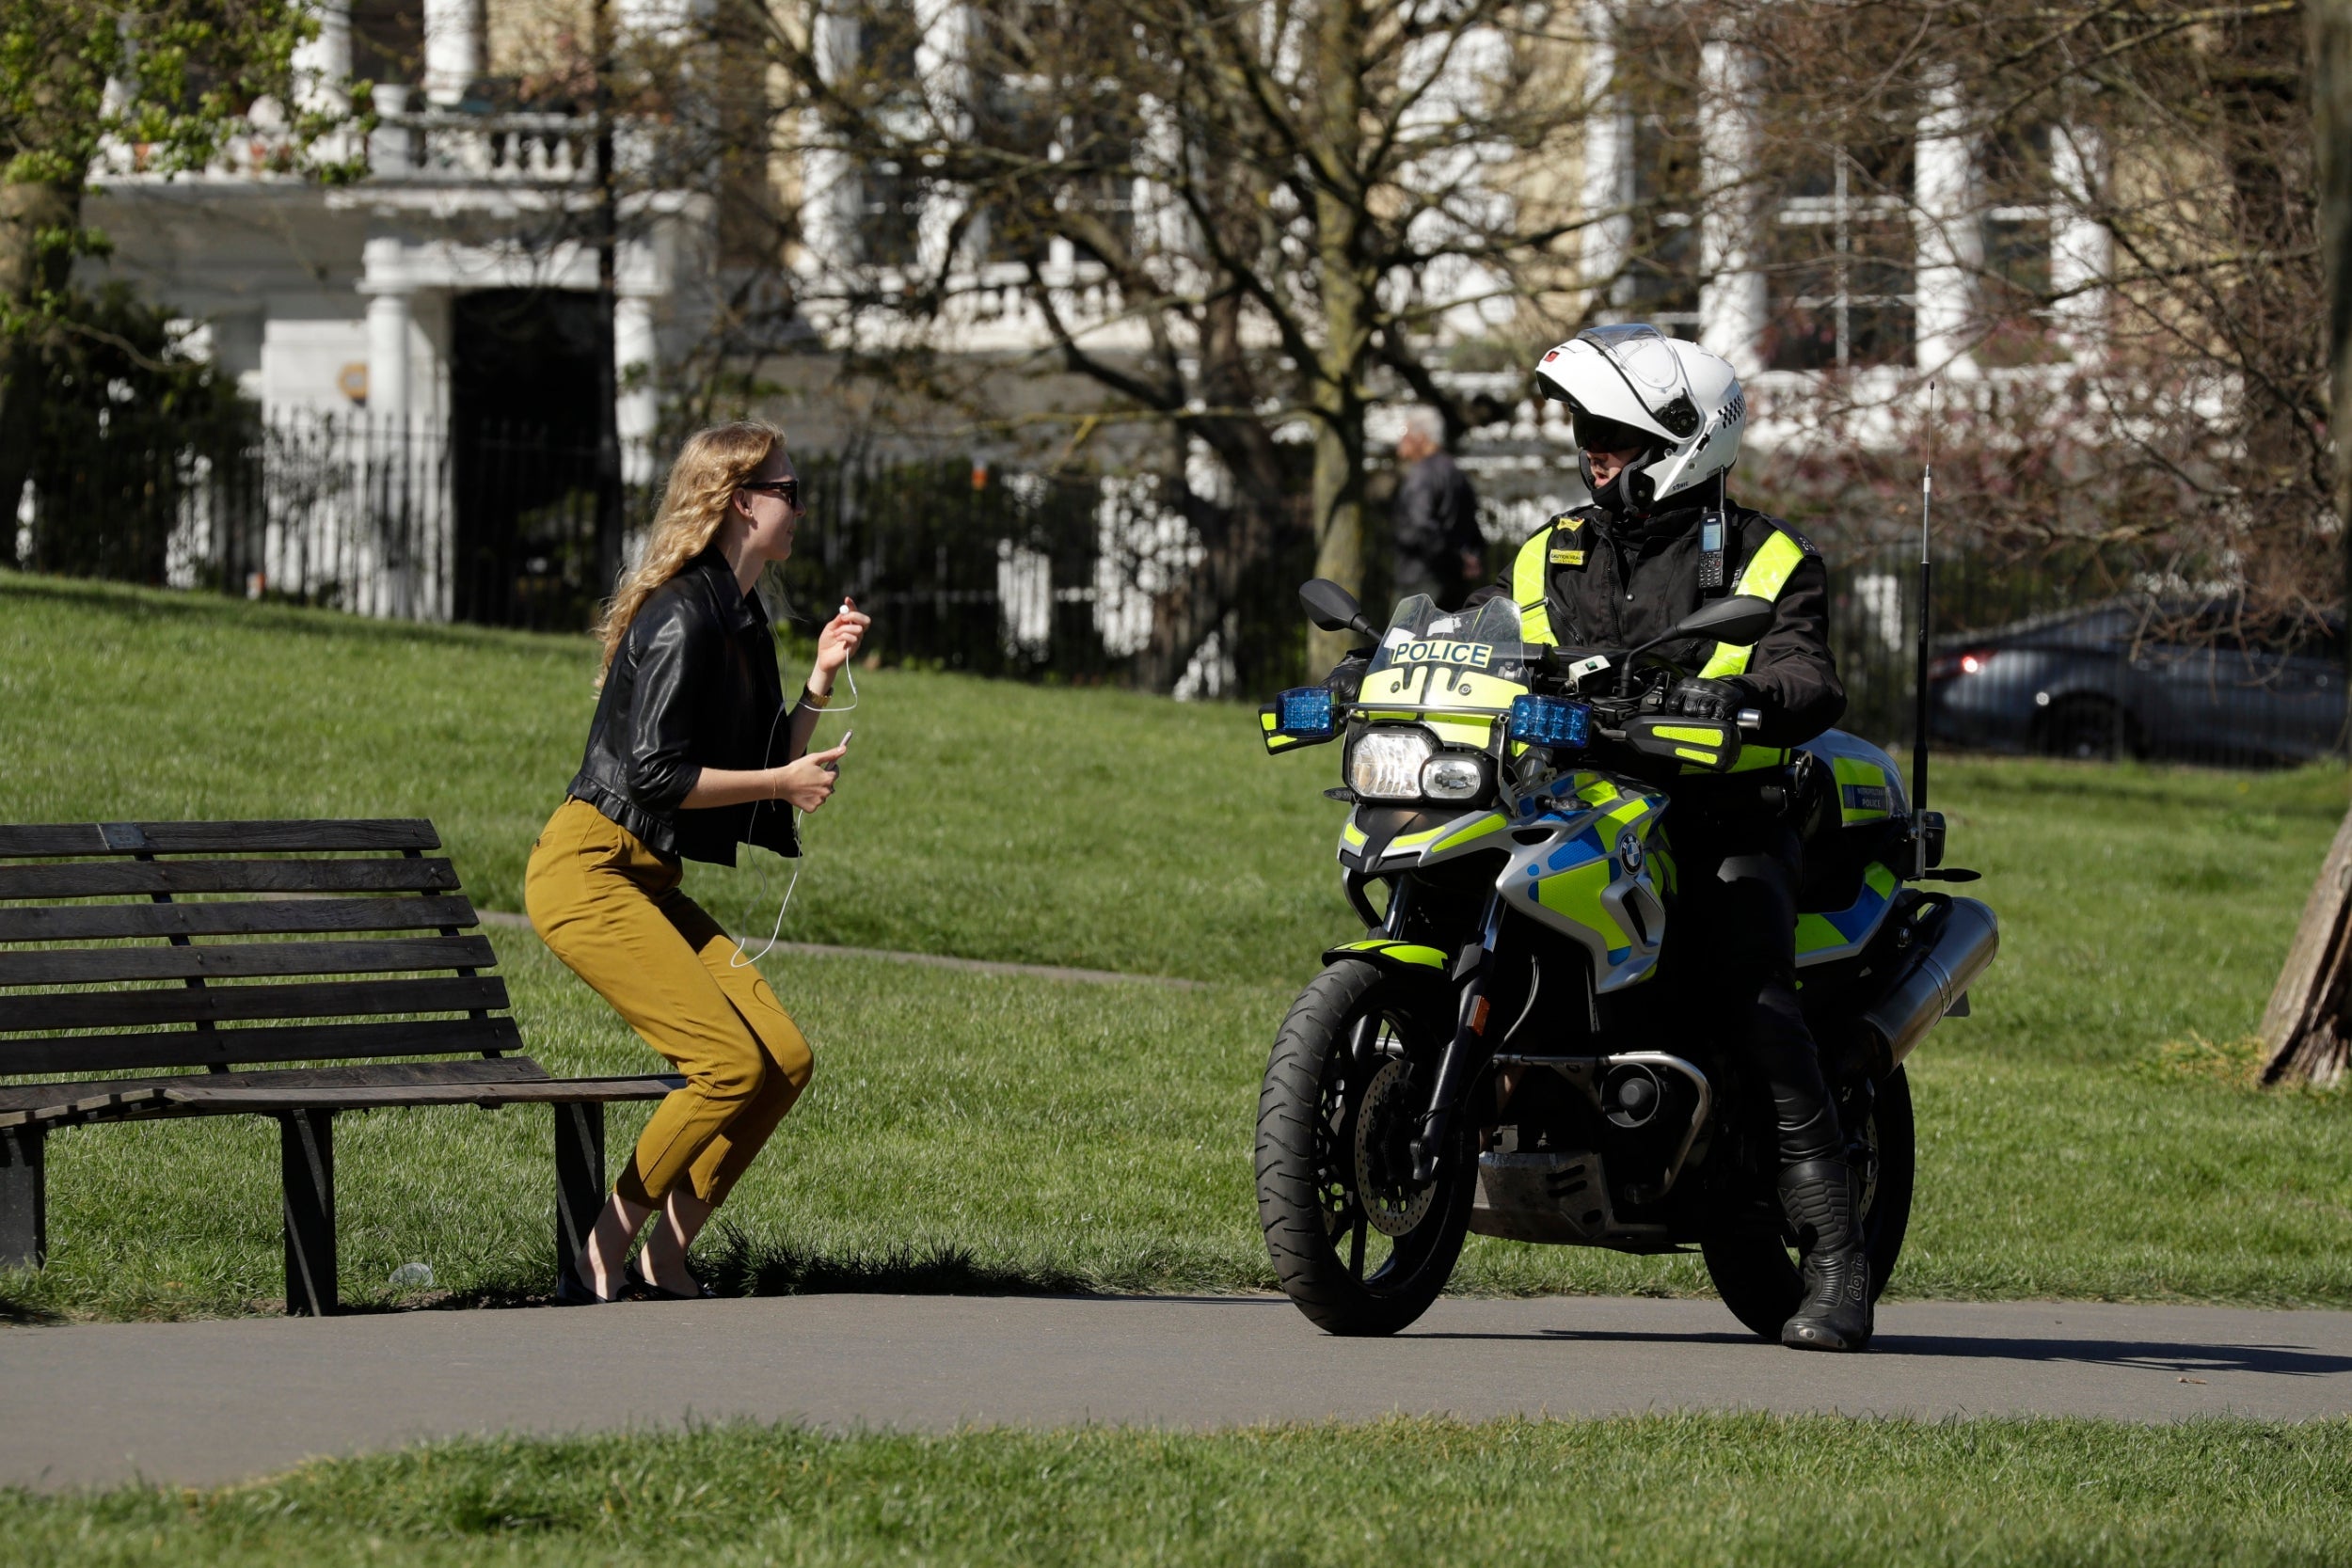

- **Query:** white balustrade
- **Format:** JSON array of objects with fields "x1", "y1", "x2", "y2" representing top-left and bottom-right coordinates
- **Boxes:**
[{"x1": 367, "y1": 108, "x2": 604, "y2": 186}]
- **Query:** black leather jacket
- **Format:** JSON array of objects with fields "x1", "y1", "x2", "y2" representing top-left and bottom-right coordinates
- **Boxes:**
[
  {"x1": 567, "y1": 548, "x2": 817, "y2": 865},
  {"x1": 1470, "y1": 498, "x2": 1846, "y2": 748}
]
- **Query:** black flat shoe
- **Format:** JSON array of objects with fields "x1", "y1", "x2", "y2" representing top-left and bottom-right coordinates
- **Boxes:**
[
  {"x1": 554, "y1": 1260, "x2": 627, "y2": 1306},
  {"x1": 625, "y1": 1259, "x2": 717, "y2": 1301}
]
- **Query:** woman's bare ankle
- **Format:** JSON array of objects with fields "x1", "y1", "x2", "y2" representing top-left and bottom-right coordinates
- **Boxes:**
[{"x1": 580, "y1": 1240, "x2": 628, "y2": 1293}]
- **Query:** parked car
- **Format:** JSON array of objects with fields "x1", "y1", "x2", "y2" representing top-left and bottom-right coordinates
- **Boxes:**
[{"x1": 1926, "y1": 600, "x2": 2347, "y2": 766}]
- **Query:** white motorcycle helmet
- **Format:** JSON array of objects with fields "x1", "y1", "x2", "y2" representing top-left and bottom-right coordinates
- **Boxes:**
[{"x1": 1533, "y1": 324, "x2": 1747, "y2": 515}]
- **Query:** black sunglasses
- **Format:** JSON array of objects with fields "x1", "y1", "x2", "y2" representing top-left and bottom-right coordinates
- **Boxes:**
[
  {"x1": 1567, "y1": 408, "x2": 1655, "y2": 456},
  {"x1": 741, "y1": 479, "x2": 803, "y2": 506}
]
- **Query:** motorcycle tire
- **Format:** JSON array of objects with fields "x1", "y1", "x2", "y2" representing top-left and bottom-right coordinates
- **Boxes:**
[
  {"x1": 1255, "y1": 958, "x2": 1476, "y2": 1337},
  {"x1": 1699, "y1": 1064, "x2": 1916, "y2": 1341}
]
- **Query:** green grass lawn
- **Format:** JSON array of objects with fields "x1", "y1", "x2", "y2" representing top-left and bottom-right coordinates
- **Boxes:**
[
  {"x1": 9, "y1": 1416, "x2": 2352, "y2": 1566},
  {"x1": 2, "y1": 570, "x2": 2349, "y2": 1321}
]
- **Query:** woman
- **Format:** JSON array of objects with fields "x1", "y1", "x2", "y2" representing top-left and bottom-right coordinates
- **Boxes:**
[{"x1": 526, "y1": 420, "x2": 867, "y2": 1304}]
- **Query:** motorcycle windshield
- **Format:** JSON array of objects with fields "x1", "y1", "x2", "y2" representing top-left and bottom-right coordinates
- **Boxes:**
[
  {"x1": 1367, "y1": 595, "x2": 1530, "y2": 680},
  {"x1": 1357, "y1": 595, "x2": 1534, "y2": 750}
]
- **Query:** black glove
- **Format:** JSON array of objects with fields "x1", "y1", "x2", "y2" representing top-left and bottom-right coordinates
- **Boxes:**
[{"x1": 1670, "y1": 675, "x2": 1752, "y2": 721}]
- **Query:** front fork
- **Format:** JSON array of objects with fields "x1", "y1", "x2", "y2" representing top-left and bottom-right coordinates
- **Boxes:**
[{"x1": 1407, "y1": 890, "x2": 1504, "y2": 1183}]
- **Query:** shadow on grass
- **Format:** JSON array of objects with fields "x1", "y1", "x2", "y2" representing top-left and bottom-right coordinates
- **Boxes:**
[
  {"x1": 0, "y1": 1283, "x2": 64, "y2": 1326},
  {"x1": 353, "y1": 1232, "x2": 1103, "y2": 1315},
  {"x1": 700, "y1": 1226, "x2": 1098, "y2": 1299},
  {"x1": 0, "y1": 1238, "x2": 1108, "y2": 1323}
]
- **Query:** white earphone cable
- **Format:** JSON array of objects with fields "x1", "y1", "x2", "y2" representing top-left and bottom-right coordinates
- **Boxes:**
[{"x1": 731, "y1": 651, "x2": 857, "y2": 970}]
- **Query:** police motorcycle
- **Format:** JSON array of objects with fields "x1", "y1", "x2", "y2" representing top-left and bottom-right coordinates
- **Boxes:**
[{"x1": 1252, "y1": 578, "x2": 1998, "y2": 1338}]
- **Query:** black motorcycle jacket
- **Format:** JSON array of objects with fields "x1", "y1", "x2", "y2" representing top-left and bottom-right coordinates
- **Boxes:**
[
  {"x1": 567, "y1": 547, "x2": 803, "y2": 865},
  {"x1": 1469, "y1": 498, "x2": 1845, "y2": 750}
]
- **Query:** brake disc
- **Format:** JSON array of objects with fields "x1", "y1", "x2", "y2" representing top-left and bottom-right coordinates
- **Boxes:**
[{"x1": 1354, "y1": 1057, "x2": 1437, "y2": 1237}]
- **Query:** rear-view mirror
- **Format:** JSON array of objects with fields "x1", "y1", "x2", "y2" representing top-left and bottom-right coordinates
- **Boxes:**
[
  {"x1": 1299, "y1": 579, "x2": 1376, "y2": 639},
  {"x1": 1673, "y1": 594, "x2": 1774, "y2": 648}
]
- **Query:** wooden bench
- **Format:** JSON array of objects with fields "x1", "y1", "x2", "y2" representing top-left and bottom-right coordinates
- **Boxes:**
[{"x1": 0, "y1": 818, "x2": 681, "y2": 1314}]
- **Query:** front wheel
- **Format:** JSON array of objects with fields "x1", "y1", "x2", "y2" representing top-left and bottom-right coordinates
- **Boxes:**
[
  {"x1": 1700, "y1": 1064, "x2": 1916, "y2": 1340},
  {"x1": 1255, "y1": 959, "x2": 1475, "y2": 1336}
]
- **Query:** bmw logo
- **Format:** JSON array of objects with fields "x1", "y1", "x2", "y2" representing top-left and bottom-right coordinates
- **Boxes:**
[{"x1": 1617, "y1": 831, "x2": 1645, "y2": 873}]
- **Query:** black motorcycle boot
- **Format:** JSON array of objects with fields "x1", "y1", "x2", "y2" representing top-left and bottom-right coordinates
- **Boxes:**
[{"x1": 1777, "y1": 1159, "x2": 1872, "y2": 1352}]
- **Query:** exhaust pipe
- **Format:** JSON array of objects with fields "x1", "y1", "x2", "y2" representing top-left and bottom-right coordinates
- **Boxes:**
[{"x1": 1860, "y1": 896, "x2": 1998, "y2": 1070}]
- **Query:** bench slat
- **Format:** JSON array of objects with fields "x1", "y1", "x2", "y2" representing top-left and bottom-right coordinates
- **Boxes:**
[
  {"x1": 0, "y1": 1072, "x2": 682, "y2": 1129},
  {"x1": 0, "y1": 858, "x2": 462, "y2": 901},
  {"x1": 0, "y1": 975, "x2": 508, "y2": 1034},
  {"x1": 0, "y1": 936, "x2": 499, "y2": 989},
  {"x1": 159, "y1": 1075, "x2": 683, "y2": 1111},
  {"x1": 0, "y1": 1056, "x2": 552, "y2": 1114},
  {"x1": 0, "y1": 1015, "x2": 522, "y2": 1074},
  {"x1": 0, "y1": 895, "x2": 478, "y2": 943},
  {"x1": 0, "y1": 820, "x2": 441, "y2": 858}
]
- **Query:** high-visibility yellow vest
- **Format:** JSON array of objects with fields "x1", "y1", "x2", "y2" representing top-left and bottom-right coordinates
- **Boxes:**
[{"x1": 1509, "y1": 519, "x2": 1808, "y2": 773}]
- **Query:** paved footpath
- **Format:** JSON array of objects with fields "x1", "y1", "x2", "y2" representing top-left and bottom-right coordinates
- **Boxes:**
[{"x1": 5, "y1": 1293, "x2": 2351, "y2": 1491}]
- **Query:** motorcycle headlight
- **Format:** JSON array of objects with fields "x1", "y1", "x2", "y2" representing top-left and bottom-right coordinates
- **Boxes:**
[
  {"x1": 1348, "y1": 729, "x2": 1435, "y2": 800},
  {"x1": 1421, "y1": 754, "x2": 1487, "y2": 801}
]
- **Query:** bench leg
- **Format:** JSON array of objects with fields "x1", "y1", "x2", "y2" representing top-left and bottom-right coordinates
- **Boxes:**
[
  {"x1": 0, "y1": 1128, "x2": 44, "y2": 1272},
  {"x1": 278, "y1": 1111, "x2": 337, "y2": 1317},
  {"x1": 554, "y1": 1101, "x2": 606, "y2": 1284}
]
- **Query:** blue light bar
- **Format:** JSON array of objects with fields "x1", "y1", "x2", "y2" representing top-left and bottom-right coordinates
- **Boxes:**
[
  {"x1": 1509, "y1": 694, "x2": 1592, "y2": 749},
  {"x1": 1276, "y1": 686, "x2": 1337, "y2": 736}
]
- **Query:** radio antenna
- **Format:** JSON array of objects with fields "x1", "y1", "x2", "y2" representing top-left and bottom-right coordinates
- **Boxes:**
[{"x1": 1912, "y1": 380, "x2": 1937, "y2": 875}]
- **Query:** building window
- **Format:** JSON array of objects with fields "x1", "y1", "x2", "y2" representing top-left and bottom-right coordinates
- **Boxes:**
[
  {"x1": 858, "y1": 159, "x2": 923, "y2": 268},
  {"x1": 1059, "y1": 94, "x2": 1136, "y2": 261},
  {"x1": 1978, "y1": 121, "x2": 2059, "y2": 365},
  {"x1": 350, "y1": 0, "x2": 424, "y2": 89},
  {"x1": 1610, "y1": 10, "x2": 1702, "y2": 335},
  {"x1": 968, "y1": 2, "x2": 1136, "y2": 270},
  {"x1": 1764, "y1": 125, "x2": 1916, "y2": 371},
  {"x1": 975, "y1": 71, "x2": 1058, "y2": 264},
  {"x1": 848, "y1": 2, "x2": 925, "y2": 268}
]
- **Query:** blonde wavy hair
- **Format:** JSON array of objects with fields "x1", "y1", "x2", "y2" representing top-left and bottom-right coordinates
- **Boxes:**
[{"x1": 595, "y1": 420, "x2": 785, "y2": 684}]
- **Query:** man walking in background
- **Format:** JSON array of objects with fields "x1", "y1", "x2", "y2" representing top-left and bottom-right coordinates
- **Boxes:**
[{"x1": 1391, "y1": 407, "x2": 1486, "y2": 609}]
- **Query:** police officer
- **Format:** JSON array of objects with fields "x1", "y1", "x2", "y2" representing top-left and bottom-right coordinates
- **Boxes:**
[{"x1": 1476, "y1": 324, "x2": 1868, "y2": 1352}]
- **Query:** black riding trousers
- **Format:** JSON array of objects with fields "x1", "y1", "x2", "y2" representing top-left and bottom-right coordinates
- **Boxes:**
[{"x1": 1673, "y1": 814, "x2": 1842, "y2": 1168}]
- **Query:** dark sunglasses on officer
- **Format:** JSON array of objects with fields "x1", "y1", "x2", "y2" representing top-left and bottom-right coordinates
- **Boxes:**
[{"x1": 1567, "y1": 408, "x2": 1654, "y2": 456}]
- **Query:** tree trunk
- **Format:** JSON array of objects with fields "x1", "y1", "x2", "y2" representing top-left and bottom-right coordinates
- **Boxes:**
[
  {"x1": 2263, "y1": 0, "x2": 2352, "y2": 1086},
  {"x1": 0, "y1": 181, "x2": 81, "y2": 568},
  {"x1": 589, "y1": 0, "x2": 626, "y2": 602},
  {"x1": 1307, "y1": 375, "x2": 1368, "y2": 673},
  {"x1": 1305, "y1": 0, "x2": 1371, "y2": 676}
]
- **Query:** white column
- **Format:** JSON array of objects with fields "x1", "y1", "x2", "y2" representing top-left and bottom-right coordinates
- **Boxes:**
[
  {"x1": 1914, "y1": 69, "x2": 1979, "y2": 377},
  {"x1": 802, "y1": 12, "x2": 863, "y2": 268},
  {"x1": 1696, "y1": 35, "x2": 1766, "y2": 374},
  {"x1": 365, "y1": 291, "x2": 413, "y2": 427},
  {"x1": 1579, "y1": 2, "x2": 1630, "y2": 315},
  {"x1": 422, "y1": 0, "x2": 483, "y2": 107},
  {"x1": 2050, "y1": 123, "x2": 2110, "y2": 358},
  {"x1": 101, "y1": 9, "x2": 135, "y2": 119},
  {"x1": 294, "y1": 0, "x2": 353, "y2": 114},
  {"x1": 615, "y1": 293, "x2": 660, "y2": 485},
  {"x1": 917, "y1": 1, "x2": 974, "y2": 275},
  {"x1": 1134, "y1": 92, "x2": 1187, "y2": 261}
]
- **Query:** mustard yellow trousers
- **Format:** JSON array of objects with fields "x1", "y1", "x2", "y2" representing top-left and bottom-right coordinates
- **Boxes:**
[{"x1": 525, "y1": 798, "x2": 813, "y2": 1209}]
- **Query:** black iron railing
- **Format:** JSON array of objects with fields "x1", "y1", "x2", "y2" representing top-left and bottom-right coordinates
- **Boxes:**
[{"x1": 9, "y1": 418, "x2": 2339, "y2": 767}]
